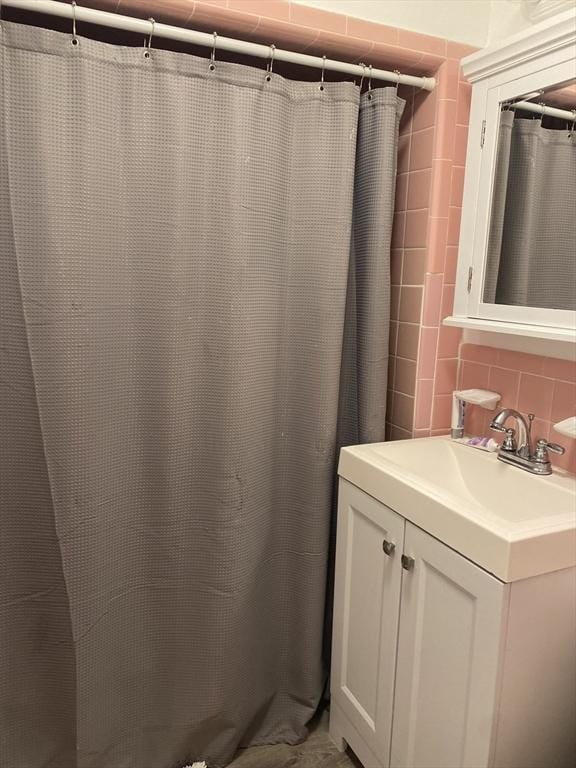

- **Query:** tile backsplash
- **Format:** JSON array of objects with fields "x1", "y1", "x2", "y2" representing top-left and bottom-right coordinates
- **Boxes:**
[{"x1": 459, "y1": 344, "x2": 576, "y2": 474}]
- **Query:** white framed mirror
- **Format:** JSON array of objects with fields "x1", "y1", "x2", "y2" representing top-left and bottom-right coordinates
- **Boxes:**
[{"x1": 447, "y1": 8, "x2": 576, "y2": 347}]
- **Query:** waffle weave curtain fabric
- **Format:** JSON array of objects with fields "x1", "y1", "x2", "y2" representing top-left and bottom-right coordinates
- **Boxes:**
[
  {"x1": 0, "y1": 20, "x2": 402, "y2": 768},
  {"x1": 484, "y1": 111, "x2": 576, "y2": 309}
]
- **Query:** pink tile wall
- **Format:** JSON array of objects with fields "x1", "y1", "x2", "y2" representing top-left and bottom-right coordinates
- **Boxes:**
[
  {"x1": 385, "y1": 42, "x2": 474, "y2": 440},
  {"x1": 410, "y1": 56, "x2": 474, "y2": 439},
  {"x1": 458, "y1": 345, "x2": 576, "y2": 474}
]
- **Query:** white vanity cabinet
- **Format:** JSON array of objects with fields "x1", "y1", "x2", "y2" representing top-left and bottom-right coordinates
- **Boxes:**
[{"x1": 330, "y1": 479, "x2": 576, "y2": 768}]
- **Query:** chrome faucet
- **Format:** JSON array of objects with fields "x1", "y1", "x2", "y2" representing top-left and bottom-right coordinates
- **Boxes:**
[
  {"x1": 490, "y1": 408, "x2": 565, "y2": 475},
  {"x1": 490, "y1": 408, "x2": 532, "y2": 458}
]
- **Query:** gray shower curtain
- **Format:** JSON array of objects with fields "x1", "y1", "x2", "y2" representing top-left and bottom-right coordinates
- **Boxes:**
[
  {"x1": 484, "y1": 110, "x2": 576, "y2": 309},
  {"x1": 0, "y1": 20, "x2": 402, "y2": 768}
]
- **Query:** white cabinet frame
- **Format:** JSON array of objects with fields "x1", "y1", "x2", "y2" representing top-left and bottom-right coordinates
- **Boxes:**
[{"x1": 447, "y1": 8, "x2": 576, "y2": 346}]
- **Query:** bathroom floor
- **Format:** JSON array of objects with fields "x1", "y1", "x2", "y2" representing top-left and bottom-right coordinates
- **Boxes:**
[{"x1": 227, "y1": 710, "x2": 361, "y2": 768}]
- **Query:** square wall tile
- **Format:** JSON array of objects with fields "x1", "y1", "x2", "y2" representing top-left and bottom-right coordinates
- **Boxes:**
[
  {"x1": 412, "y1": 90, "x2": 438, "y2": 132},
  {"x1": 391, "y1": 248, "x2": 403, "y2": 286},
  {"x1": 396, "y1": 173, "x2": 409, "y2": 212},
  {"x1": 410, "y1": 128, "x2": 435, "y2": 172},
  {"x1": 390, "y1": 391, "x2": 415, "y2": 432},
  {"x1": 407, "y1": 169, "x2": 432, "y2": 211},
  {"x1": 543, "y1": 357, "x2": 576, "y2": 383},
  {"x1": 461, "y1": 344, "x2": 497, "y2": 364},
  {"x1": 395, "y1": 357, "x2": 417, "y2": 396},
  {"x1": 405, "y1": 209, "x2": 429, "y2": 248},
  {"x1": 397, "y1": 322, "x2": 420, "y2": 360},
  {"x1": 402, "y1": 249, "x2": 426, "y2": 286},
  {"x1": 398, "y1": 134, "x2": 411, "y2": 174},
  {"x1": 399, "y1": 286, "x2": 423, "y2": 324},
  {"x1": 435, "y1": 358, "x2": 458, "y2": 395},
  {"x1": 459, "y1": 360, "x2": 490, "y2": 390},
  {"x1": 518, "y1": 374, "x2": 554, "y2": 421},
  {"x1": 496, "y1": 349, "x2": 543, "y2": 375},
  {"x1": 437, "y1": 324, "x2": 461, "y2": 359},
  {"x1": 431, "y1": 394, "x2": 452, "y2": 430},
  {"x1": 488, "y1": 366, "x2": 520, "y2": 408},
  {"x1": 392, "y1": 212, "x2": 406, "y2": 249}
]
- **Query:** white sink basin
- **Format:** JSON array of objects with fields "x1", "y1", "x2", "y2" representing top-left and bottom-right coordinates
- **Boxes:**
[{"x1": 339, "y1": 437, "x2": 576, "y2": 582}]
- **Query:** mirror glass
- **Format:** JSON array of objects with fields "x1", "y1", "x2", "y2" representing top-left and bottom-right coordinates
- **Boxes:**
[{"x1": 483, "y1": 79, "x2": 576, "y2": 311}]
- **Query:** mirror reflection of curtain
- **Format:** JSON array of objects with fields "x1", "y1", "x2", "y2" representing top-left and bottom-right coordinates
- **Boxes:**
[{"x1": 484, "y1": 110, "x2": 576, "y2": 310}]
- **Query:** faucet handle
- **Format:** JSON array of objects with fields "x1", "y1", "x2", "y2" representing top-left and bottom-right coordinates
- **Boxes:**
[
  {"x1": 534, "y1": 438, "x2": 566, "y2": 463},
  {"x1": 502, "y1": 428, "x2": 516, "y2": 452}
]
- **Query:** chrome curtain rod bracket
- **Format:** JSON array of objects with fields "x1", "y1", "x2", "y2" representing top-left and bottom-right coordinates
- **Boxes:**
[{"x1": 2, "y1": 0, "x2": 436, "y2": 91}]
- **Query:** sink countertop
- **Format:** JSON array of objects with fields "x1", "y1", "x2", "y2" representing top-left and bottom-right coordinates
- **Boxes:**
[{"x1": 339, "y1": 436, "x2": 576, "y2": 582}]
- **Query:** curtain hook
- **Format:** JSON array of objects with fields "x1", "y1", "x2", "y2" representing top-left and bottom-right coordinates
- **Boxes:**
[
  {"x1": 319, "y1": 54, "x2": 326, "y2": 91},
  {"x1": 393, "y1": 69, "x2": 401, "y2": 94},
  {"x1": 367, "y1": 64, "x2": 373, "y2": 100},
  {"x1": 358, "y1": 62, "x2": 366, "y2": 91},
  {"x1": 143, "y1": 17, "x2": 154, "y2": 58},
  {"x1": 265, "y1": 44, "x2": 275, "y2": 81},
  {"x1": 538, "y1": 102, "x2": 546, "y2": 121},
  {"x1": 71, "y1": 1, "x2": 79, "y2": 46},
  {"x1": 209, "y1": 31, "x2": 217, "y2": 71},
  {"x1": 568, "y1": 109, "x2": 576, "y2": 139}
]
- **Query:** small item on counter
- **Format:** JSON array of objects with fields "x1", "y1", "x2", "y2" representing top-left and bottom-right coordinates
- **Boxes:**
[{"x1": 456, "y1": 436, "x2": 499, "y2": 452}]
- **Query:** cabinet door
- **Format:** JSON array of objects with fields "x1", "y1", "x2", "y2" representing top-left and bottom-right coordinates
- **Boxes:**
[
  {"x1": 391, "y1": 523, "x2": 506, "y2": 768},
  {"x1": 331, "y1": 480, "x2": 405, "y2": 767}
]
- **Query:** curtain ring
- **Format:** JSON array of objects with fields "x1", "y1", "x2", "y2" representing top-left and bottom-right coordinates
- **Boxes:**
[
  {"x1": 265, "y1": 44, "x2": 276, "y2": 81},
  {"x1": 71, "y1": 1, "x2": 79, "y2": 46},
  {"x1": 393, "y1": 69, "x2": 401, "y2": 94},
  {"x1": 319, "y1": 54, "x2": 326, "y2": 91},
  {"x1": 209, "y1": 31, "x2": 217, "y2": 71},
  {"x1": 367, "y1": 64, "x2": 373, "y2": 100},
  {"x1": 358, "y1": 62, "x2": 366, "y2": 92},
  {"x1": 143, "y1": 17, "x2": 154, "y2": 58}
]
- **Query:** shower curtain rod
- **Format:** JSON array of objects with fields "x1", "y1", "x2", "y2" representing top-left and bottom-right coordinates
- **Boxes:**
[
  {"x1": 2, "y1": 0, "x2": 436, "y2": 91},
  {"x1": 506, "y1": 99, "x2": 576, "y2": 122}
]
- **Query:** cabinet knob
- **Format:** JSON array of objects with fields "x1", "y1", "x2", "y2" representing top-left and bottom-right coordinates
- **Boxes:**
[
  {"x1": 401, "y1": 554, "x2": 415, "y2": 571},
  {"x1": 382, "y1": 539, "x2": 396, "y2": 556}
]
